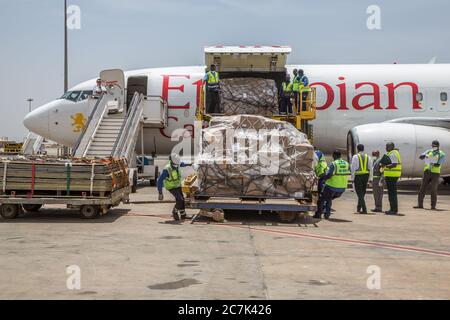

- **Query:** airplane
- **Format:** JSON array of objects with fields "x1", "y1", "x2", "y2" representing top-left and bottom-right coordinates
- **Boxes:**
[{"x1": 23, "y1": 46, "x2": 450, "y2": 181}]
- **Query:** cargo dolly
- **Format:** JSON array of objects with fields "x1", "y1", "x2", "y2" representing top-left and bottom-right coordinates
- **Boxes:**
[
  {"x1": 187, "y1": 196, "x2": 317, "y2": 226},
  {"x1": 0, "y1": 186, "x2": 130, "y2": 220}
]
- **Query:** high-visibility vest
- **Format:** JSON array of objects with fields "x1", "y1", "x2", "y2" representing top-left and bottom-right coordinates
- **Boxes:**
[
  {"x1": 325, "y1": 159, "x2": 350, "y2": 189},
  {"x1": 383, "y1": 150, "x2": 402, "y2": 178},
  {"x1": 292, "y1": 76, "x2": 300, "y2": 92},
  {"x1": 163, "y1": 162, "x2": 182, "y2": 190},
  {"x1": 206, "y1": 71, "x2": 220, "y2": 90},
  {"x1": 424, "y1": 150, "x2": 445, "y2": 174},
  {"x1": 299, "y1": 76, "x2": 311, "y2": 92},
  {"x1": 355, "y1": 153, "x2": 369, "y2": 175},
  {"x1": 315, "y1": 154, "x2": 328, "y2": 177},
  {"x1": 282, "y1": 82, "x2": 292, "y2": 93}
]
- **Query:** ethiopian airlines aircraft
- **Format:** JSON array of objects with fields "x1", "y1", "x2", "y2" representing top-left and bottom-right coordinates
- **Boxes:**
[{"x1": 23, "y1": 46, "x2": 450, "y2": 179}]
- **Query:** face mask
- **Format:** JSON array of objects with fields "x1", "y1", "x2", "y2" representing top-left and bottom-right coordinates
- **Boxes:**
[{"x1": 432, "y1": 147, "x2": 439, "y2": 151}]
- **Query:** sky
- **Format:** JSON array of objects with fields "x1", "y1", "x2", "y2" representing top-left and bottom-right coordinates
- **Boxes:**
[{"x1": 0, "y1": 0, "x2": 449, "y2": 141}]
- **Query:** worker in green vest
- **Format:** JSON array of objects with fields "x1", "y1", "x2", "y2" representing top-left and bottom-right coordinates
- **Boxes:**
[
  {"x1": 291, "y1": 69, "x2": 300, "y2": 112},
  {"x1": 157, "y1": 154, "x2": 190, "y2": 220},
  {"x1": 280, "y1": 74, "x2": 292, "y2": 114},
  {"x1": 350, "y1": 144, "x2": 372, "y2": 214},
  {"x1": 203, "y1": 64, "x2": 221, "y2": 114},
  {"x1": 414, "y1": 140, "x2": 446, "y2": 210},
  {"x1": 298, "y1": 69, "x2": 311, "y2": 112},
  {"x1": 314, "y1": 150, "x2": 350, "y2": 220},
  {"x1": 380, "y1": 142, "x2": 402, "y2": 215},
  {"x1": 314, "y1": 148, "x2": 328, "y2": 195}
]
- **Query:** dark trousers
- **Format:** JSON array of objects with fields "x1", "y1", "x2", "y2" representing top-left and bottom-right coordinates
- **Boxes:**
[
  {"x1": 354, "y1": 174, "x2": 369, "y2": 212},
  {"x1": 385, "y1": 177, "x2": 399, "y2": 213},
  {"x1": 280, "y1": 95, "x2": 292, "y2": 114},
  {"x1": 316, "y1": 186, "x2": 343, "y2": 216},
  {"x1": 206, "y1": 89, "x2": 220, "y2": 114},
  {"x1": 301, "y1": 92, "x2": 308, "y2": 111},
  {"x1": 169, "y1": 187, "x2": 185, "y2": 213},
  {"x1": 418, "y1": 171, "x2": 440, "y2": 208},
  {"x1": 372, "y1": 177, "x2": 384, "y2": 211}
]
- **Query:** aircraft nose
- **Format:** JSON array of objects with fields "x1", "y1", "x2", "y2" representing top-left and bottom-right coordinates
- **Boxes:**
[{"x1": 23, "y1": 104, "x2": 50, "y2": 138}]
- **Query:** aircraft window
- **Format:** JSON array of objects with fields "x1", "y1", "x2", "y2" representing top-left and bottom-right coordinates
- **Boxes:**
[
  {"x1": 79, "y1": 91, "x2": 93, "y2": 101},
  {"x1": 65, "y1": 91, "x2": 81, "y2": 102},
  {"x1": 415, "y1": 92, "x2": 423, "y2": 102},
  {"x1": 440, "y1": 92, "x2": 448, "y2": 102}
]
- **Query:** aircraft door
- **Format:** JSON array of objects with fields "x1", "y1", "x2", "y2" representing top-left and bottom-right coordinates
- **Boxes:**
[{"x1": 100, "y1": 69, "x2": 125, "y2": 110}]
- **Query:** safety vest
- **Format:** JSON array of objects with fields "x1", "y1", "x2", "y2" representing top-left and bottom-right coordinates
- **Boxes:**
[
  {"x1": 383, "y1": 150, "x2": 402, "y2": 178},
  {"x1": 424, "y1": 150, "x2": 445, "y2": 174},
  {"x1": 163, "y1": 162, "x2": 182, "y2": 190},
  {"x1": 325, "y1": 159, "x2": 350, "y2": 189},
  {"x1": 299, "y1": 76, "x2": 311, "y2": 92},
  {"x1": 206, "y1": 71, "x2": 220, "y2": 90},
  {"x1": 292, "y1": 76, "x2": 300, "y2": 92},
  {"x1": 355, "y1": 153, "x2": 369, "y2": 175},
  {"x1": 315, "y1": 154, "x2": 328, "y2": 177},
  {"x1": 282, "y1": 82, "x2": 292, "y2": 93}
]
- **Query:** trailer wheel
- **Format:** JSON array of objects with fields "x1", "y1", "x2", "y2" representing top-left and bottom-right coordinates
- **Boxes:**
[
  {"x1": 278, "y1": 211, "x2": 298, "y2": 223},
  {"x1": 131, "y1": 171, "x2": 138, "y2": 193},
  {"x1": 80, "y1": 205, "x2": 99, "y2": 219},
  {"x1": 22, "y1": 204, "x2": 43, "y2": 213},
  {"x1": 1, "y1": 204, "x2": 20, "y2": 219}
]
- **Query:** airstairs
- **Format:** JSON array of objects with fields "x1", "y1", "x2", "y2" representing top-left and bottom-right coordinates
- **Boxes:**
[{"x1": 22, "y1": 132, "x2": 44, "y2": 155}]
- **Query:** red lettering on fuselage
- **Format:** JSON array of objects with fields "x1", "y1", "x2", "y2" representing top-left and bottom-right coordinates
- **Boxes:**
[{"x1": 161, "y1": 75, "x2": 191, "y2": 109}]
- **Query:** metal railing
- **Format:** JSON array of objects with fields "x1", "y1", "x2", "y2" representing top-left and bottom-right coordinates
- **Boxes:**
[
  {"x1": 111, "y1": 92, "x2": 144, "y2": 163},
  {"x1": 72, "y1": 94, "x2": 105, "y2": 156}
]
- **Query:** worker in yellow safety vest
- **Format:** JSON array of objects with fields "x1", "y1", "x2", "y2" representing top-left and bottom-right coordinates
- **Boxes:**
[
  {"x1": 298, "y1": 69, "x2": 311, "y2": 112},
  {"x1": 379, "y1": 142, "x2": 402, "y2": 215},
  {"x1": 350, "y1": 144, "x2": 373, "y2": 214},
  {"x1": 203, "y1": 64, "x2": 221, "y2": 114},
  {"x1": 280, "y1": 74, "x2": 292, "y2": 114},
  {"x1": 314, "y1": 150, "x2": 350, "y2": 220},
  {"x1": 157, "y1": 154, "x2": 190, "y2": 220},
  {"x1": 414, "y1": 140, "x2": 446, "y2": 210},
  {"x1": 314, "y1": 148, "x2": 328, "y2": 195}
]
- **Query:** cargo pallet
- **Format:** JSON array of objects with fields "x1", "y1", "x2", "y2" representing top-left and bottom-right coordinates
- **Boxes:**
[
  {"x1": 187, "y1": 195, "x2": 317, "y2": 225},
  {"x1": 0, "y1": 186, "x2": 130, "y2": 220}
]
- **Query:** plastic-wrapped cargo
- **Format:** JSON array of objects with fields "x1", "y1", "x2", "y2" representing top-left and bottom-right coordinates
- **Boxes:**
[
  {"x1": 220, "y1": 78, "x2": 279, "y2": 116},
  {"x1": 195, "y1": 115, "x2": 317, "y2": 199}
]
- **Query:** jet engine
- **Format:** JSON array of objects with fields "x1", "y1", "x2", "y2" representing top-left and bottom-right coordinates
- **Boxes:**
[{"x1": 348, "y1": 123, "x2": 450, "y2": 178}]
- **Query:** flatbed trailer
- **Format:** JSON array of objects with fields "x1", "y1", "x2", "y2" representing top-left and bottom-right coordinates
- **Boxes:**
[
  {"x1": 187, "y1": 196, "x2": 317, "y2": 224},
  {"x1": 0, "y1": 186, "x2": 130, "y2": 220}
]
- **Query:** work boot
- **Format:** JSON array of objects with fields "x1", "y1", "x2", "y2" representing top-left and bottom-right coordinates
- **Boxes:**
[
  {"x1": 313, "y1": 212, "x2": 322, "y2": 219},
  {"x1": 324, "y1": 213, "x2": 331, "y2": 220},
  {"x1": 172, "y1": 210, "x2": 180, "y2": 221},
  {"x1": 371, "y1": 209, "x2": 382, "y2": 213},
  {"x1": 385, "y1": 211, "x2": 398, "y2": 215},
  {"x1": 413, "y1": 205, "x2": 424, "y2": 209},
  {"x1": 431, "y1": 207, "x2": 438, "y2": 211},
  {"x1": 180, "y1": 211, "x2": 187, "y2": 220}
]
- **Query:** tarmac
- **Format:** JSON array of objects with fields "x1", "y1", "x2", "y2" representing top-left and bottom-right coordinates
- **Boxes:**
[{"x1": 0, "y1": 180, "x2": 449, "y2": 300}]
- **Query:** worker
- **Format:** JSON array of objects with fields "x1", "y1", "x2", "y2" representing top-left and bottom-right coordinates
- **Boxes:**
[
  {"x1": 314, "y1": 148, "x2": 328, "y2": 196},
  {"x1": 291, "y1": 69, "x2": 300, "y2": 111},
  {"x1": 280, "y1": 74, "x2": 292, "y2": 114},
  {"x1": 350, "y1": 144, "x2": 372, "y2": 214},
  {"x1": 371, "y1": 150, "x2": 384, "y2": 213},
  {"x1": 314, "y1": 150, "x2": 350, "y2": 220},
  {"x1": 414, "y1": 140, "x2": 446, "y2": 210},
  {"x1": 157, "y1": 154, "x2": 189, "y2": 221},
  {"x1": 93, "y1": 79, "x2": 107, "y2": 97},
  {"x1": 203, "y1": 64, "x2": 221, "y2": 114},
  {"x1": 298, "y1": 69, "x2": 310, "y2": 112},
  {"x1": 380, "y1": 142, "x2": 402, "y2": 215}
]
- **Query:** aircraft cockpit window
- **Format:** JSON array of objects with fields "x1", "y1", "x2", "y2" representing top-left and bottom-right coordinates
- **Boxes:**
[
  {"x1": 79, "y1": 91, "x2": 93, "y2": 101},
  {"x1": 415, "y1": 92, "x2": 423, "y2": 102},
  {"x1": 440, "y1": 92, "x2": 448, "y2": 102},
  {"x1": 61, "y1": 91, "x2": 82, "y2": 102}
]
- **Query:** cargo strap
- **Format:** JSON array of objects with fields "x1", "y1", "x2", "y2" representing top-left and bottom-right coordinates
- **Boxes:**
[
  {"x1": 30, "y1": 161, "x2": 36, "y2": 198},
  {"x1": 2, "y1": 161, "x2": 8, "y2": 194},
  {"x1": 90, "y1": 162, "x2": 95, "y2": 196},
  {"x1": 65, "y1": 163, "x2": 72, "y2": 195}
]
